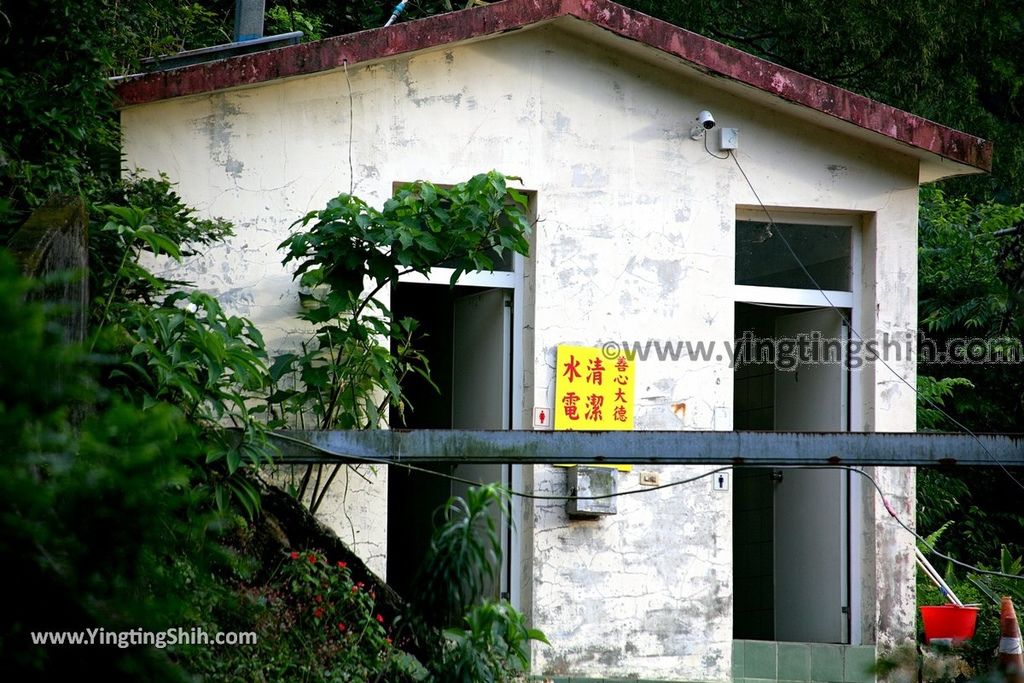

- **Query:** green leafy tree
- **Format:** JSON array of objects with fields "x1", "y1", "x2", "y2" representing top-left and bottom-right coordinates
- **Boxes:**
[
  {"x1": 916, "y1": 187, "x2": 1024, "y2": 432},
  {"x1": 915, "y1": 187, "x2": 1024, "y2": 590},
  {"x1": 86, "y1": 181, "x2": 276, "y2": 517},
  {"x1": 0, "y1": 1, "x2": 118, "y2": 232},
  {"x1": 0, "y1": 0, "x2": 231, "y2": 234},
  {"x1": 274, "y1": 172, "x2": 531, "y2": 512},
  {"x1": 0, "y1": 251, "x2": 232, "y2": 681},
  {"x1": 410, "y1": 485, "x2": 548, "y2": 682},
  {"x1": 919, "y1": 188, "x2": 1024, "y2": 340}
]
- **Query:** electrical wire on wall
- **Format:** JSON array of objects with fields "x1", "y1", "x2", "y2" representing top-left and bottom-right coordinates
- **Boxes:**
[
  {"x1": 703, "y1": 133, "x2": 729, "y2": 160},
  {"x1": 265, "y1": 431, "x2": 1022, "y2": 581},
  {"x1": 343, "y1": 59, "x2": 354, "y2": 195}
]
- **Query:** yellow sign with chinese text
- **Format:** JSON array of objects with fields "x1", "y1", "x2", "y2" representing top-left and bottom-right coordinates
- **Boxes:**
[{"x1": 554, "y1": 344, "x2": 635, "y2": 431}]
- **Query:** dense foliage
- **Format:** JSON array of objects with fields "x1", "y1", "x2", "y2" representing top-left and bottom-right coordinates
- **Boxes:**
[
  {"x1": 1, "y1": 178, "x2": 539, "y2": 679},
  {"x1": 272, "y1": 172, "x2": 531, "y2": 512},
  {"x1": 2, "y1": 0, "x2": 1022, "y2": 679},
  {"x1": 0, "y1": 251, "x2": 226, "y2": 680},
  {"x1": 915, "y1": 187, "x2": 1023, "y2": 572},
  {"x1": 913, "y1": 191, "x2": 1024, "y2": 678},
  {"x1": 0, "y1": 258, "x2": 541, "y2": 678},
  {"x1": 2, "y1": 2, "x2": 540, "y2": 676},
  {"x1": 917, "y1": 187, "x2": 1024, "y2": 433}
]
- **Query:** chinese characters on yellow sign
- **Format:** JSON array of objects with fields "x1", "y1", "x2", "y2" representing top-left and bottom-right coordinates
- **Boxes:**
[{"x1": 554, "y1": 345, "x2": 635, "y2": 430}]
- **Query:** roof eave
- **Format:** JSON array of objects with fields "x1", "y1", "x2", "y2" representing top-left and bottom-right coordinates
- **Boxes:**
[
  {"x1": 113, "y1": 0, "x2": 992, "y2": 175},
  {"x1": 920, "y1": 155, "x2": 989, "y2": 184}
]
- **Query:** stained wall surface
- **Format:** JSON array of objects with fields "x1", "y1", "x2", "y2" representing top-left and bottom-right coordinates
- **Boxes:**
[{"x1": 121, "y1": 23, "x2": 920, "y2": 680}]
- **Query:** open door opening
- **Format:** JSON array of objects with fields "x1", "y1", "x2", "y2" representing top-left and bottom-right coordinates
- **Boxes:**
[
  {"x1": 386, "y1": 282, "x2": 513, "y2": 603},
  {"x1": 733, "y1": 302, "x2": 852, "y2": 644}
]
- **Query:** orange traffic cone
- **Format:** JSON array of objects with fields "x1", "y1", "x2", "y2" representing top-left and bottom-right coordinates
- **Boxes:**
[{"x1": 1000, "y1": 596, "x2": 1023, "y2": 683}]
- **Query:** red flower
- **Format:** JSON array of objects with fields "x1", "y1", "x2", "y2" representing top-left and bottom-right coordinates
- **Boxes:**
[
  {"x1": 313, "y1": 607, "x2": 324, "y2": 619},
  {"x1": 336, "y1": 561, "x2": 347, "y2": 569},
  {"x1": 307, "y1": 553, "x2": 317, "y2": 563},
  {"x1": 314, "y1": 594, "x2": 323, "y2": 603},
  {"x1": 357, "y1": 582, "x2": 365, "y2": 588},
  {"x1": 376, "y1": 614, "x2": 384, "y2": 624},
  {"x1": 386, "y1": 637, "x2": 392, "y2": 645},
  {"x1": 337, "y1": 622, "x2": 347, "y2": 632},
  {"x1": 289, "y1": 551, "x2": 299, "y2": 560}
]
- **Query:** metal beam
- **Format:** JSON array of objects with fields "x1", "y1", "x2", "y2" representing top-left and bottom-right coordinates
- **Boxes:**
[{"x1": 273, "y1": 430, "x2": 1024, "y2": 467}]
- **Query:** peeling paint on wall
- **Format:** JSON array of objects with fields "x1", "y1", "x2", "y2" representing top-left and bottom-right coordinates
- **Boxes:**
[
  {"x1": 121, "y1": 22, "x2": 923, "y2": 681},
  {"x1": 198, "y1": 95, "x2": 247, "y2": 179}
]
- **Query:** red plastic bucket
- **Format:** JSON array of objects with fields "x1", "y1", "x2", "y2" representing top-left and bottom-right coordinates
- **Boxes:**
[{"x1": 920, "y1": 605, "x2": 980, "y2": 644}]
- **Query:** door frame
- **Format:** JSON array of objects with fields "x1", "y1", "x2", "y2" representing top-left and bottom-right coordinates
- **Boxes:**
[
  {"x1": 734, "y1": 208, "x2": 863, "y2": 441},
  {"x1": 733, "y1": 208, "x2": 865, "y2": 645},
  {"x1": 397, "y1": 253, "x2": 527, "y2": 609}
]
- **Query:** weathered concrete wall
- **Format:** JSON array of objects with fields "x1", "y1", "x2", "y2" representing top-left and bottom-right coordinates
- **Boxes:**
[
  {"x1": 870, "y1": 467, "x2": 917, "y2": 652},
  {"x1": 121, "y1": 22, "x2": 920, "y2": 680},
  {"x1": 274, "y1": 465, "x2": 389, "y2": 578},
  {"x1": 530, "y1": 466, "x2": 733, "y2": 678}
]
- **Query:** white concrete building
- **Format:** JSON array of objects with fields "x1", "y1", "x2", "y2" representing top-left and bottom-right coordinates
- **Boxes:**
[{"x1": 115, "y1": 0, "x2": 990, "y2": 680}]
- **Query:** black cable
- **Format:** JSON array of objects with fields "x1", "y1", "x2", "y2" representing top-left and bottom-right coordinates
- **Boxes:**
[
  {"x1": 343, "y1": 60, "x2": 354, "y2": 196},
  {"x1": 267, "y1": 430, "x2": 729, "y2": 501},
  {"x1": 266, "y1": 431, "x2": 1024, "y2": 580},
  {"x1": 728, "y1": 151, "x2": 1024, "y2": 493},
  {"x1": 702, "y1": 132, "x2": 729, "y2": 160},
  {"x1": 804, "y1": 465, "x2": 1024, "y2": 581}
]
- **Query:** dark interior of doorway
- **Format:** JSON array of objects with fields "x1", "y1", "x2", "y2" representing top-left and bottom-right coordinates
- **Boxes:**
[
  {"x1": 386, "y1": 282, "x2": 496, "y2": 599},
  {"x1": 732, "y1": 302, "x2": 852, "y2": 644},
  {"x1": 733, "y1": 302, "x2": 779, "y2": 640}
]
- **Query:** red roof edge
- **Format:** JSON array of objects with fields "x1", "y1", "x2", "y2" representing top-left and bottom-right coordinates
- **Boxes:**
[{"x1": 114, "y1": 0, "x2": 991, "y2": 172}]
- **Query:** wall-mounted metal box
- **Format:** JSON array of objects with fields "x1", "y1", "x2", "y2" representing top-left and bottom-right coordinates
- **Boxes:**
[{"x1": 566, "y1": 466, "x2": 617, "y2": 518}]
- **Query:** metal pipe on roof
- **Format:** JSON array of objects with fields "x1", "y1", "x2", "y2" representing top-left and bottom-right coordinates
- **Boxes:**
[{"x1": 235, "y1": 0, "x2": 266, "y2": 42}]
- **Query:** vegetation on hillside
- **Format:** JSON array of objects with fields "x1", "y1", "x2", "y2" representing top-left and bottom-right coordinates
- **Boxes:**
[
  {"x1": 1, "y1": 0, "x2": 1022, "y2": 680},
  {"x1": 2, "y1": 3, "x2": 540, "y2": 677}
]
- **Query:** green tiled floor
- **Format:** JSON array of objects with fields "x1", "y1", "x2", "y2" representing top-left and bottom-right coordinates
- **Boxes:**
[
  {"x1": 732, "y1": 640, "x2": 877, "y2": 683},
  {"x1": 536, "y1": 641, "x2": 877, "y2": 683},
  {"x1": 539, "y1": 679, "x2": 704, "y2": 683},
  {"x1": 777, "y1": 643, "x2": 810, "y2": 681}
]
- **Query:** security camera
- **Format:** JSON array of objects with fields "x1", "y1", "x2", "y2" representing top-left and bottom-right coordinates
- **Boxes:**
[{"x1": 688, "y1": 110, "x2": 718, "y2": 140}]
